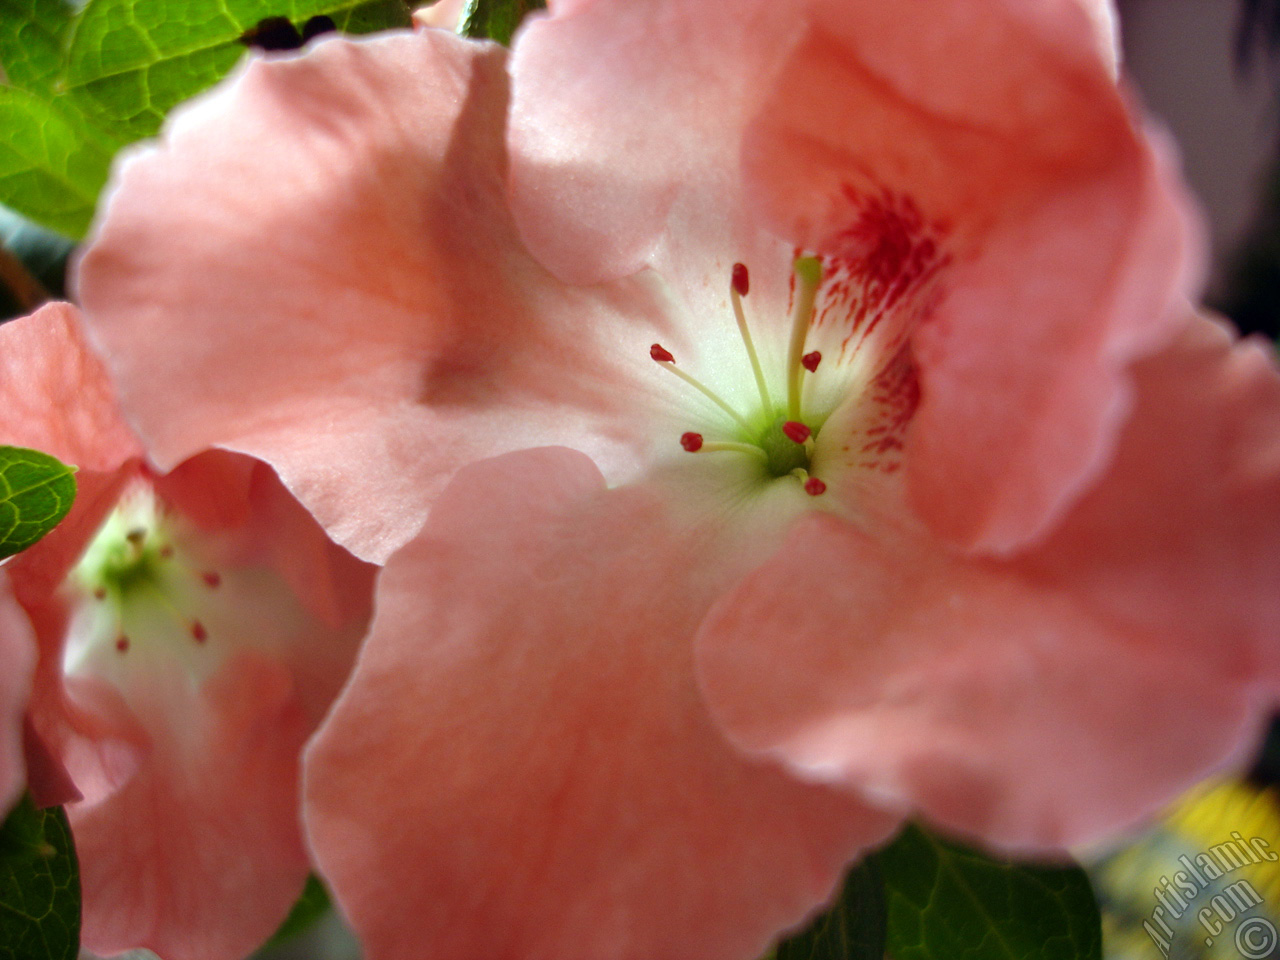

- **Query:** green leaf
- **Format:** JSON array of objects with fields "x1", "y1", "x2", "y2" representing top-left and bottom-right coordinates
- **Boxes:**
[
  {"x1": 0, "y1": 0, "x2": 77, "y2": 94},
  {"x1": 61, "y1": 0, "x2": 412, "y2": 142},
  {"x1": 0, "y1": 88, "x2": 117, "y2": 239},
  {"x1": 0, "y1": 794, "x2": 81, "y2": 960},
  {"x1": 873, "y1": 824, "x2": 1102, "y2": 960},
  {"x1": 0, "y1": 446, "x2": 77, "y2": 559},
  {"x1": 258, "y1": 873, "x2": 331, "y2": 951},
  {"x1": 767, "y1": 857, "x2": 886, "y2": 960},
  {"x1": 459, "y1": 0, "x2": 545, "y2": 45}
]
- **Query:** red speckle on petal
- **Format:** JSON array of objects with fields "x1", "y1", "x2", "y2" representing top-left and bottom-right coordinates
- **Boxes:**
[
  {"x1": 191, "y1": 621, "x2": 208, "y2": 643},
  {"x1": 802, "y1": 351, "x2": 822, "y2": 372},
  {"x1": 680, "y1": 432, "x2": 704, "y2": 452},
  {"x1": 650, "y1": 344, "x2": 675, "y2": 363},
  {"x1": 202, "y1": 571, "x2": 222, "y2": 588},
  {"x1": 94, "y1": 588, "x2": 106, "y2": 601},
  {"x1": 732, "y1": 263, "x2": 750, "y2": 297},
  {"x1": 782, "y1": 421, "x2": 811, "y2": 444},
  {"x1": 804, "y1": 477, "x2": 827, "y2": 496},
  {"x1": 159, "y1": 545, "x2": 174, "y2": 559},
  {"x1": 115, "y1": 636, "x2": 129, "y2": 653}
]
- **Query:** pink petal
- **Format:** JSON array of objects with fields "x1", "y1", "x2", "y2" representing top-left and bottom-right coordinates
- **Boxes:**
[
  {"x1": 739, "y1": 0, "x2": 1204, "y2": 552},
  {"x1": 1023, "y1": 315, "x2": 1280, "y2": 687},
  {"x1": 0, "y1": 304, "x2": 144, "y2": 592},
  {"x1": 77, "y1": 31, "x2": 667, "y2": 563},
  {"x1": 511, "y1": 0, "x2": 1200, "y2": 552},
  {"x1": 508, "y1": 0, "x2": 802, "y2": 284},
  {"x1": 0, "y1": 302, "x2": 140, "y2": 471},
  {"x1": 305, "y1": 446, "x2": 896, "y2": 960},
  {"x1": 697, "y1": 314, "x2": 1280, "y2": 851},
  {"x1": 72, "y1": 652, "x2": 312, "y2": 960},
  {"x1": 0, "y1": 580, "x2": 35, "y2": 813}
]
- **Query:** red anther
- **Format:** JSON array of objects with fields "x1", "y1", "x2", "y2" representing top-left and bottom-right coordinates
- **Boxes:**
[
  {"x1": 202, "y1": 571, "x2": 222, "y2": 588},
  {"x1": 650, "y1": 343, "x2": 675, "y2": 363},
  {"x1": 804, "y1": 477, "x2": 827, "y2": 496},
  {"x1": 732, "y1": 262, "x2": 750, "y2": 297},
  {"x1": 115, "y1": 636, "x2": 129, "y2": 653},
  {"x1": 802, "y1": 351, "x2": 822, "y2": 372},
  {"x1": 680, "y1": 432, "x2": 704, "y2": 452},
  {"x1": 782, "y1": 421, "x2": 811, "y2": 444},
  {"x1": 191, "y1": 621, "x2": 208, "y2": 643}
]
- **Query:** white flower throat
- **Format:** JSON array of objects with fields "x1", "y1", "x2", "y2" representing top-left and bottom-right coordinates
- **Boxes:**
[
  {"x1": 61, "y1": 480, "x2": 304, "y2": 684},
  {"x1": 651, "y1": 256, "x2": 831, "y2": 496}
]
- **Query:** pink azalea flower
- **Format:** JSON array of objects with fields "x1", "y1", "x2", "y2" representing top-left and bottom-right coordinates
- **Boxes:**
[
  {"x1": 0, "y1": 302, "x2": 375, "y2": 960},
  {"x1": 73, "y1": 2, "x2": 1280, "y2": 958}
]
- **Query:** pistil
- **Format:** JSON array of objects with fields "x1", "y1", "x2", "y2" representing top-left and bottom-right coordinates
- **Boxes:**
[{"x1": 786, "y1": 256, "x2": 823, "y2": 422}]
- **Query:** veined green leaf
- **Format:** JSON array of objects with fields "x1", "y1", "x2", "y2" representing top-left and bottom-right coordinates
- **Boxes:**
[
  {"x1": 767, "y1": 857, "x2": 886, "y2": 960},
  {"x1": 0, "y1": 795, "x2": 81, "y2": 960},
  {"x1": 0, "y1": 0, "x2": 78, "y2": 94},
  {"x1": 873, "y1": 824, "x2": 1102, "y2": 960},
  {"x1": 61, "y1": 0, "x2": 412, "y2": 141},
  {"x1": 0, "y1": 87, "x2": 117, "y2": 239},
  {"x1": 0, "y1": 446, "x2": 77, "y2": 559},
  {"x1": 459, "y1": 0, "x2": 545, "y2": 45},
  {"x1": 257, "y1": 873, "x2": 332, "y2": 951}
]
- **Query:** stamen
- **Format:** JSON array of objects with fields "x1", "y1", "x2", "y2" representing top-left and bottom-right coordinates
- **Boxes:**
[
  {"x1": 786, "y1": 256, "x2": 823, "y2": 421},
  {"x1": 804, "y1": 477, "x2": 827, "y2": 496},
  {"x1": 652, "y1": 349, "x2": 754, "y2": 432},
  {"x1": 802, "y1": 351, "x2": 822, "y2": 372},
  {"x1": 782, "y1": 421, "x2": 811, "y2": 444},
  {"x1": 729, "y1": 264, "x2": 772, "y2": 411},
  {"x1": 680, "y1": 432, "x2": 703, "y2": 452}
]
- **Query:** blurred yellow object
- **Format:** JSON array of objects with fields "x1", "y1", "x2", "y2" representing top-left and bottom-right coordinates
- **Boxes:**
[{"x1": 1093, "y1": 778, "x2": 1280, "y2": 960}]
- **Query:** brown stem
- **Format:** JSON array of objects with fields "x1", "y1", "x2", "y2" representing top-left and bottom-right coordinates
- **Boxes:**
[{"x1": 0, "y1": 244, "x2": 49, "y2": 314}]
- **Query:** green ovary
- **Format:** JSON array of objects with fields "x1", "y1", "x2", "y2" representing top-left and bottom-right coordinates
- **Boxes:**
[{"x1": 756, "y1": 416, "x2": 813, "y2": 478}]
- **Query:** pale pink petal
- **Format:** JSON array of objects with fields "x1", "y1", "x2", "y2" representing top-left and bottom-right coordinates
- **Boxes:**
[
  {"x1": 412, "y1": 0, "x2": 464, "y2": 30},
  {"x1": 1081, "y1": 0, "x2": 1121, "y2": 74},
  {"x1": 305, "y1": 447, "x2": 896, "y2": 960},
  {"x1": 697, "y1": 314, "x2": 1280, "y2": 851},
  {"x1": 77, "y1": 31, "x2": 670, "y2": 563},
  {"x1": 0, "y1": 579, "x2": 35, "y2": 813}
]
